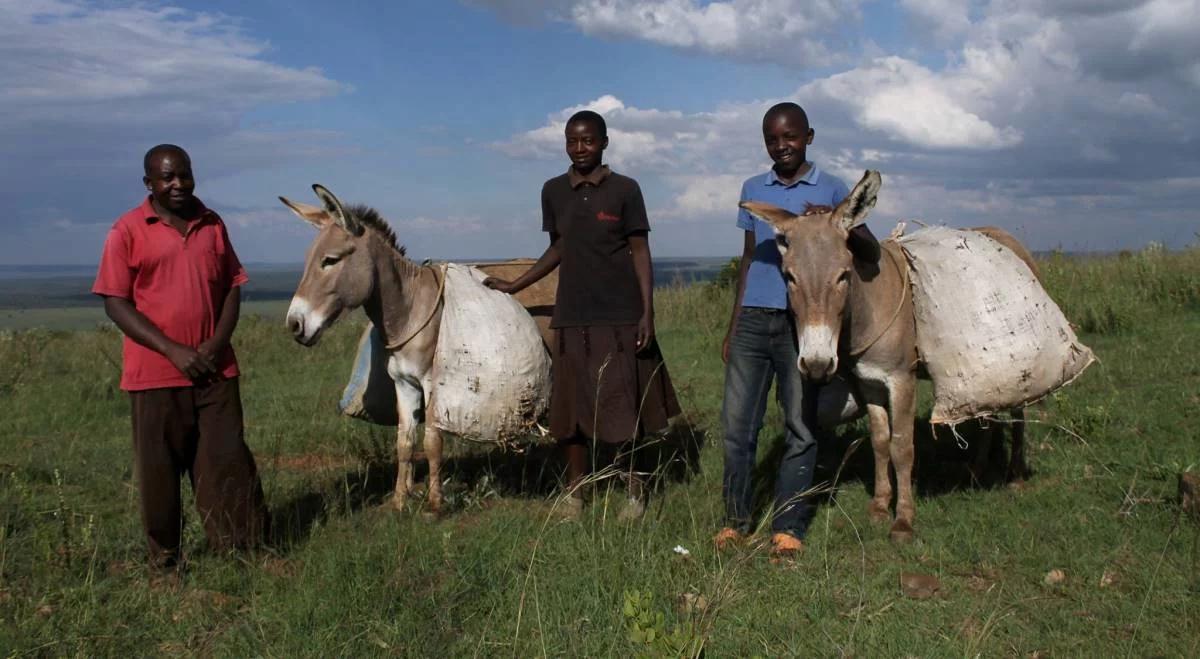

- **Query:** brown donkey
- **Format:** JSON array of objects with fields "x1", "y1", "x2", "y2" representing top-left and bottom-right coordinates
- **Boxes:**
[
  {"x1": 281, "y1": 185, "x2": 448, "y2": 514},
  {"x1": 740, "y1": 171, "x2": 1037, "y2": 542}
]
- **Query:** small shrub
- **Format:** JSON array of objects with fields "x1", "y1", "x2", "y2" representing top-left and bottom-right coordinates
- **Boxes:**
[
  {"x1": 708, "y1": 257, "x2": 741, "y2": 291},
  {"x1": 1051, "y1": 390, "x2": 1114, "y2": 439},
  {"x1": 623, "y1": 589, "x2": 701, "y2": 658}
]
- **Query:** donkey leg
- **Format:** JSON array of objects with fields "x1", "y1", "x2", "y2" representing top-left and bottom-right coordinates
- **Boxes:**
[
  {"x1": 424, "y1": 424, "x2": 444, "y2": 515},
  {"x1": 1007, "y1": 408, "x2": 1030, "y2": 486},
  {"x1": 887, "y1": 380, "x2": 918, "y2": 543},
  {"x1": 865, "y1": 402, "x2": 893, "y2": 524},
  {"x1": 392, "y1": 380, "x2": 424, "y2": 512}
]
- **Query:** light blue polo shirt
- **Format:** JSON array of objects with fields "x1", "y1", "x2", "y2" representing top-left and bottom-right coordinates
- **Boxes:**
[{"x1": 737, "y1": 164, "x2": 849, "y2": 310}]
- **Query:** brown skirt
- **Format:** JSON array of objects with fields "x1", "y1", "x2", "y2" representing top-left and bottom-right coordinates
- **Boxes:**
[{"x1": 549, "y1": 325, "x2": 681, "y2": 444}]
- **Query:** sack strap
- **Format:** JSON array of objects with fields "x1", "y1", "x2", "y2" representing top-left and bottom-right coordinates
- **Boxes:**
[
  {"x1": 384, "y1": 263, "x2": 447, "y2": 351},
  {"x1": 847, "y1": 243, "x2": 910, "y2": 357}
]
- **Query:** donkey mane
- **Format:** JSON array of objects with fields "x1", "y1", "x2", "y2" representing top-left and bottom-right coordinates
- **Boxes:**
[{"x1": 346, "y1": 203, "x2": 407, "y2": 257}]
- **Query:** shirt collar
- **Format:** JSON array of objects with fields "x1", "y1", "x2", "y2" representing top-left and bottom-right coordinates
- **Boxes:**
[
  {"x1": 568, "y1": 164, "x2": 611, "y2": 189},
  {"x1": 139, "y1": 195, "x2": 215, "y2": 224},
  {"x1": 766, "y1": 163, "x2": 820, "y2": 188}
]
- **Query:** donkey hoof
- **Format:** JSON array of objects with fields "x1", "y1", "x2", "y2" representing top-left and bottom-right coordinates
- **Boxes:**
[
  {"x1": 867, "y1": 502, "x2": 891, "y2": 524},
  {"x1": 1006, "y1": 478, "x2": 1027, "y2": 492},
  {"x1": 888, "y1": 520, "x2": 915, "y2": 544},
  {"x1": 420, "y1": 509, "x2": 442, "y2": 522},
  {"x1": 389, "y1": 495, "x2": 409, "y2": 513}
]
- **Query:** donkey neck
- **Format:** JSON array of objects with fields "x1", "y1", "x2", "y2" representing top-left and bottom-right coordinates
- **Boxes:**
[
  {"x1": 844, "y1": 241, "x2": 909, "y2": 358},
  {"x1": 361, "y1": 238, "x2": 440, "y2": 348}
]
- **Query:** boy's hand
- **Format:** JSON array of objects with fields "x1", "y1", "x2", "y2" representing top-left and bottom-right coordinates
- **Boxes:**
[
  {"x1": 196, "y1": 337, "x2": 226, "y2": 363},
  {"x1": 165, "y1": 343, "x2": 216, "y2": 380},
  {"x1": 482, "y1": 277, "x2": 515, "y2": 294},
  {"x1": 636, "y1": 313, "x2": 655, "y2": 353}
]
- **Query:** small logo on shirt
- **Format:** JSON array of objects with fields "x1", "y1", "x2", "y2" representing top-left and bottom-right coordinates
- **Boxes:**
[{"x1": 596, "y1": 211, "x2": 620, "y2": 222}]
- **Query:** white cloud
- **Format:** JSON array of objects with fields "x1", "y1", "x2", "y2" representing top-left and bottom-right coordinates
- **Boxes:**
[
  {"x1": 0, "y1": 1, "x2": 343, "y2": 129},
  {"x1": 0, "y1": 2, "x2": 346, "y2": 184},
  {"x1": 472, "y1": 0, "x2": 864, "y2": 66},
  {"x1": 0, "y1": 0, "x2": 350, "y2": 263},
  {"x1": 490, "y1": 94, "x2": 751, "y2": 172},
  {"x1": 801, "y1": 56, "x2": 1023, "y2": 149},
  {"x1": 657, "y1": 174, "x2": 746, "y2": 221},
  {"x1": 900, "y1": 0, "x2": 972, "y2": 41},
  {"x1": 492, "y1": 0, "x2": 1200, "y2": 250}
]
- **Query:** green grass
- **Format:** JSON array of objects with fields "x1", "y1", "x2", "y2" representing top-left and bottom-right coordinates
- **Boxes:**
[
  {"x1": 0, "y1": 300, "x2": 292, "y2": 332},
  {"x1": 2, "y1": 250, "x2": 1199, "y2": 656}
]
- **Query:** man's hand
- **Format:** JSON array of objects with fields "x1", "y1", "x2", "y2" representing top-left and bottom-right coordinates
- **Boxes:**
[
  {"x1": 636, "y1": 312, "x2": 656, "y2": 353},
  {"x1": 196, "y1": 337, "x2": 227, "y2": 365},
  {"x1": 722, "y1": 329, "x2": 734, "y2": 364},
  {"x1": 164, "y1": 343, "x2": 216, "y2": 380},
  {"x1": 482, "y1": 277, "x2": 516, "y2": 294}
]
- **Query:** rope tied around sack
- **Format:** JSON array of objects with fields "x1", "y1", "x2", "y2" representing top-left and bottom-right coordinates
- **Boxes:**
[{"x1": 384, "y1": 262, "x2": 447, "y2": 351}]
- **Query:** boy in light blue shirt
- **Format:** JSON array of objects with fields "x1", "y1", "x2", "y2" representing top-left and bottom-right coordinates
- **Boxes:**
[{"x1": 716, "y1": 102, "x2": 879, "y2": 557}]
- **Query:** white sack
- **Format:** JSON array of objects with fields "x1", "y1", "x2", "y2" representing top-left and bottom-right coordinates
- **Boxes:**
[
  {"x1": 898, "y1": 226, "x2": 1095, "y2": 425},
  {"x1": 429, "y1": 264, "x2": 552, "y2": 443}
]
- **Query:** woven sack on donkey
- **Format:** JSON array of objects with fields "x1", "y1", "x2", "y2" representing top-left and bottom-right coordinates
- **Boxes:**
[
  {"x1": 428, "y1": 264, "x2": 551, "y2": 443},
  {"x1": 897, "y1": 226, "x2": 1095, "y2": 425}
]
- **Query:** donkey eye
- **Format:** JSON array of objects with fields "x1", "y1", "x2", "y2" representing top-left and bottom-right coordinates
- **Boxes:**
[
  {"x1": 320, "y1": 255, "x2": 340, "y2": 269},
  {"x1": 837, "y1": 270, "x2": 851, "y2": 285},
  {"x1": 783, "y1": 271, "x2": 796, "y2": 285}
]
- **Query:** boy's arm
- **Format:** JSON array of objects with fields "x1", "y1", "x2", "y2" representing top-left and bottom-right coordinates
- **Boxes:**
[
  {"x1": 196, "y1": 221, "x2": 247, "y2": 365},
  {"x1": 197, "y1": 285, "x2": 241, "y2": 364},
  {"x1": 722, "y1": 231, "x2": 755, "y2": 364},
  {"x1": 629, "y1": 231, "x2": 654, "y2": 351},
  {"x1": 102, "y1": 296, "x2": 216, "y2": 378}
]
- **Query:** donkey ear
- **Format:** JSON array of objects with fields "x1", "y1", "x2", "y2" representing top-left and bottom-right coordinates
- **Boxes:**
[
  {"x1": 312, "y1": 184, "x2": 363, "y2": 236},
  {"x1": 278, "y1": 196, "x2": 331, "y2": 228},
  {"x1": 740, "y1": 201, "x2": 799, "y2": 235},
  {"x1": 835, "y1": 170, "x2": 882, "y2": 231}
]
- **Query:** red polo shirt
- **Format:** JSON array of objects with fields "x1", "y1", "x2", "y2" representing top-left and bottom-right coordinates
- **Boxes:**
[{"x1": 92, "y1": 196, "x2": 249, "y2": 391}]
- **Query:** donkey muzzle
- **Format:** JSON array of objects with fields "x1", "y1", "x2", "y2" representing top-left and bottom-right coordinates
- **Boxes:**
[
  {"x1": 286, "y1": 296, "x2": 326, "y2": 346},
  {"x1": 797, "y1": 324, "x2": 839, "y2": 382}
]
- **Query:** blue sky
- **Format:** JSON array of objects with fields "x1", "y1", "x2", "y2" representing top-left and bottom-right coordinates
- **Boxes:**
[{"x1": 2, "y1": 0, "x2": 1198, "y2": 265}]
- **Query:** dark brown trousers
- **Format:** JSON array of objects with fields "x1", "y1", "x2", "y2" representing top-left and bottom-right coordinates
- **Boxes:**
[
  {"x1": 549, "y1": 325, "x2": 680, "y2": 444},
  {"x1": 130, "y1": 377, "x2": 267, "y2": 566}
]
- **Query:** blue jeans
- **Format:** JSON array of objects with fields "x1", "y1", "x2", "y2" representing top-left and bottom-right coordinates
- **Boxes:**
[{"x1": 721, "y1": 307, "x2": 820, "y2": 538}]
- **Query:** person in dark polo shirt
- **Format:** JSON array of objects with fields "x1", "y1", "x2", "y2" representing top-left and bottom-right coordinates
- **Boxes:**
[
  {"x1": 485, "y1": 110, "x2": 681, "y2": 520},
  {"x1": 93, "y1": 144, "x2": 268, "y2": 575}
]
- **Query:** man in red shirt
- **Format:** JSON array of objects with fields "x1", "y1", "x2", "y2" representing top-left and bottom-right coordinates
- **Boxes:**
[{"x1": 93, "y1": 144, "x2": 267, "y2": 572}]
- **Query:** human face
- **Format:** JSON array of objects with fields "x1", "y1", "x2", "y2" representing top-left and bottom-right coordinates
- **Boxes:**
[
  {"x1": 143, "y1": 152, "x2": 196, "y2": 214},
  {"x1": 762, "y1": 112, "x2": 813, "y2": 176},
  {"x1": 565, "y1": 120, "x2": 607, "y2": 174}
]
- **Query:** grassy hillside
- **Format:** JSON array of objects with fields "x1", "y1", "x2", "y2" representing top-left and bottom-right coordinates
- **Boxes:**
[{"x1": 1, "y1": 249, "x2": 1198, "y2": 656}]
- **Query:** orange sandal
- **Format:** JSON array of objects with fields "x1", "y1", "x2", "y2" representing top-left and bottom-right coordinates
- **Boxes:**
[
  {"x1": 713, "y1": 527, "x2": 744, "y2": 551},
  {"x1": 770, "y1": 532, "x2": 804, "y2": 558}
]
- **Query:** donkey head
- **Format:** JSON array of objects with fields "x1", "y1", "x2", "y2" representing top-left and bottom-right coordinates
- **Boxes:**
[
  {"x1": 739, "y1": 170, "x2": 882, "y2": 381},
  {"x1": 280, "y1": 184, "x2": 375, "y2": 346}
]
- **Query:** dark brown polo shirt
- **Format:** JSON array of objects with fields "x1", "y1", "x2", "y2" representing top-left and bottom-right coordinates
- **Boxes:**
[{"x1": 542, "y1": 165, "x2": 650, "y2": 328}]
